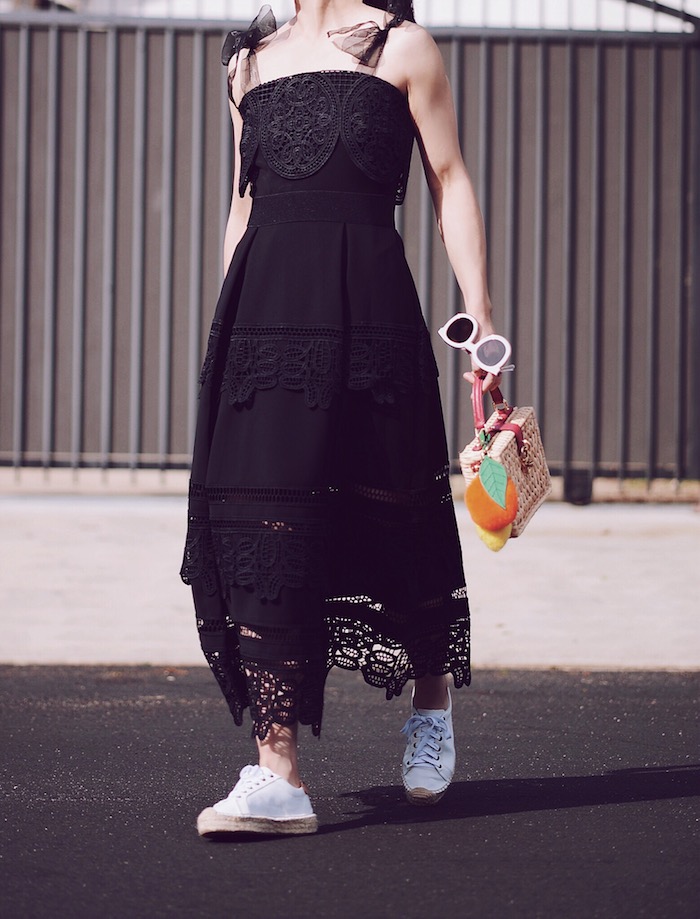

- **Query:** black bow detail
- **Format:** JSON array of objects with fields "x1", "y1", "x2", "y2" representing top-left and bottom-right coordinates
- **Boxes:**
[
  {"x1": 328, "y1": 21, "x2": 388, "y2": 69},
  {"x1": 221, "y1": 4, "x2": 277, "y2": 67},
  {"x1": 329, "y1": 5, "x2": 413, "y2": 70},
  {"x1": 362, "y1": 0, "x2": 415, "y2": 23}
]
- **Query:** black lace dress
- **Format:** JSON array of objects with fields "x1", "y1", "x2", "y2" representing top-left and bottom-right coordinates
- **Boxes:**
[{"x1": 181, "y1": 14, "x2": 471, "y2": 740}]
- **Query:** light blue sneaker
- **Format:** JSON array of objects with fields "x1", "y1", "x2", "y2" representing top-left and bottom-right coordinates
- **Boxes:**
[{"x1": 401, "y1": 689, "x2": 455, "y2": 805}]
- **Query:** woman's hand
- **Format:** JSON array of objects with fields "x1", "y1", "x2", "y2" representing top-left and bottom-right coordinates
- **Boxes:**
[{"x1": 463, "y1": 368, "x2": 502, "y2": 395}]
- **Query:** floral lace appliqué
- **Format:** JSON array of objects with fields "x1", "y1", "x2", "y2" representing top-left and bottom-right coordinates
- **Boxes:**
[
  {"x1": 222, "y1": 327, "x2": 343, "y2": 409},
  {"x1": 210, "y1": 518, "x2": 326, "y2": 602},
  {"x1": 342, "y1": 77, "x2": 413, "y2": 201},
  {"x1": 238, "y1": 73, "x2": 414, "y2": 204},
  {"x1": 262, "y1": 73, "x2": 340, "y2": 181},
  {"x1": 180, "y1": 515, "x2": 219, "y2": 596},
  {"x1": 238, "y1": 92, "x2": 261, "y2": 197},
  {"x1": 198, "y1": 319, "x2": 222, "y2": 388},
  {"x1": 216, "y1": 324, "x2": 436, "y2": 408}
]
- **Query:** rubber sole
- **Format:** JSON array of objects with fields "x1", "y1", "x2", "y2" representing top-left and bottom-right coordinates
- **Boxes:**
[{"x1": 196, "y1": 806, "x2": 319, "y2": 837}]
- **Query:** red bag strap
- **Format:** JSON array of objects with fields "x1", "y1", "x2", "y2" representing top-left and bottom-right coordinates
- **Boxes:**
[
  {"x1": 471, "y1": 375, "x2": 509, "y2": 432},
  {"x1": 470, "y1": 375, "x2": 525, "y2": 451}
]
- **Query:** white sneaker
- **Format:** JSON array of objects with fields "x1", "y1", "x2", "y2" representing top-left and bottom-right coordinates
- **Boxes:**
[
  {"x1": 401, "y1": 689, "x2": 455, "y2": 805},
  {"x1": 197, "y1": 765, "x2": 319, "y2": 836}
]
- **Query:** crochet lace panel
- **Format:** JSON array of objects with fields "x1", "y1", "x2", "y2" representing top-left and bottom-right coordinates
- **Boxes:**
[
  {"x1": 197, "y1": 606, "x2": 469, "y2": 741},
  {"x1": 262, "y1": 73, "x2": 340, "y2": 180},
  {"x1": 198, "y1": 621, "x2": 329, "y2": 740},
  {"x1": 198, "y1": 323, "x2": 438, "y2": 407},
  {"x1": 183, "y1": 467, "x2": 470, "y2": 739},
  {"x1": 182, "y1": 485, "x2": 335, "y2": 602},
  {"x1": 182, "y1": 469, "x2": 461, "y2": 598},
  {"x1": 198, "y1": 319, "x2": 222, "y2": 388},
  {"x1": 238, "y1": 72, "x2": 414, "y2": 204}
]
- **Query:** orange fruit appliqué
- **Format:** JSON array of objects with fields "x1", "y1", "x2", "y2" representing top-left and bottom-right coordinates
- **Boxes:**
[{"x1": 465, "y1": 474, "x2": 518, "y2": 531}]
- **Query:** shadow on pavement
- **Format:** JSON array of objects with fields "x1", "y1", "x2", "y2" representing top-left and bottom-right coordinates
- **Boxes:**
[
  {"x1": 201, "y1": 764, "x2": 700, "y2": 843},
  {"x1": 320, "y1": 765, "x2": 700, "y2": 832}
]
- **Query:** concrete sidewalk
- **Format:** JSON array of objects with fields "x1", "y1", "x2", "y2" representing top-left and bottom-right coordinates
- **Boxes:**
[{"x1": 1, "y1": 494, "x2": 698, "y2": 669}]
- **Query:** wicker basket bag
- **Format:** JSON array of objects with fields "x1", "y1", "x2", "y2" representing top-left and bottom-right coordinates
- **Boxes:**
[{"x1": 460, "y1": 377, "x2": 552, "y2": 538}]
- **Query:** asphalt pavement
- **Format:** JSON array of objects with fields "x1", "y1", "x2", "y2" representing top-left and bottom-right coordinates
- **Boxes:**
[
  {"x1": 1, "y1": 491, "x2": 699, "y2": 917},
  {"x1": 1, "y1": 665, "x2": 698, "y2": 919}
]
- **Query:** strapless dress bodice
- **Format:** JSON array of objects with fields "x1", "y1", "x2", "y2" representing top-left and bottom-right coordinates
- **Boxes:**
[{"x1": 237, "y1": 70, "x2": 415, "y2": 204}]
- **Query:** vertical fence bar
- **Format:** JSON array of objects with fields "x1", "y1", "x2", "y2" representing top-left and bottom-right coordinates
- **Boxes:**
[
  {"x1": 100, "y1": 26, "x2": 118, "y2": 469},
  {"x1": 12, "y1": 26, "x2": 30, "y2": 470},
  {"x1": 188, "y1": 30, "x2": 205, "y2": 458},
  {"x1": 561, "y1": 40, "x2": 576, "y2": 477},
  {"x1": 4, "y1": 19, "x2": 696, "y2": 480},
  {"x1": 646, "y1": 42, "x2": 660, "y2": 482},
  {"x1": 504, "y1": 37, "x2": 519, "y2": 404},
  {"x1": 158, "y1": 28, "x2": 175, "y2": 468},
  {"x1": 41, "y1": 25, "x2": 59, "y2": 469},
  {"x1": 219, "y1": 69, "x2": 233, "y2": 248},
  {"x1": 445, "y1": 37, "x2": 463, "y2": 460},
  {"x1": 675, "y1": 42, "x2": 689, "y2": 479},
  {"x1": 589, "y1": 40, "x2": 604, "y2": 476},
  {"x1": 71, "y1": 27, "x2": 89, "y2": 469},
  {"x1": 617, "y1": 43, "x2": 632, "y2": 481},
  {"x1": 687, "y1": 44, "x2": 700, "y2": 479},
  {"x1": 478, "y1": 36, "x2": 491, "y2": 245},
  {"x1": 532, "y1": 38, "x2": 548, "y2": 423},
  {"x1": 129, "y1": 27, "x2": 147, "y2": 469}
]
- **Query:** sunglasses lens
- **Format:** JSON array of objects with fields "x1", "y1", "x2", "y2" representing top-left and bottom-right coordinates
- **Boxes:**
[
  {"x1": 475, "y1": 339, "x2": 507, "y2": 367},
  {"x1": 446, "y1": 317, "x2": 475, "y2": 344}
]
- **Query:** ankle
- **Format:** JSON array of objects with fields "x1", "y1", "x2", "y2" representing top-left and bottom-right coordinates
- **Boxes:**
[
  {"x1": 413, "y1": 676, "x2": 449, "y2": 711},
  {"x1": 258, "y1": 753, "x2": 301, "y2": 787},
  {"x1": 256, "y1": 723, "x2": 301, "y2": 787}
]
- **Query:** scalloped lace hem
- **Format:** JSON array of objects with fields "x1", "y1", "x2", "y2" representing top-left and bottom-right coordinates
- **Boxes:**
[{"x1": 198, "y1": 604, "x2": 470, "y2": 741}]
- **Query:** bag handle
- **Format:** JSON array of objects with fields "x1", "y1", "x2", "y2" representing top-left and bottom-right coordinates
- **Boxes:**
[
  {"x1": 470, "y1": 375, "x2": 526, "y2": 452},
  {"x1": 470, "y1": 374, "x2": 508, "y2": 431}
]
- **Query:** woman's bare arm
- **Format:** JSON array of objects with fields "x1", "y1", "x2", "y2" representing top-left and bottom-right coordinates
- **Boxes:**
[
  {"x1": 404, "y1": 29, "x2": 493, "y2": 324},
  {"x1": 387, "y1": 27, "x2": 501, "y2": 388},
  {"x1": 223, "y1": 87, "x2": 253, "y2": 277}
]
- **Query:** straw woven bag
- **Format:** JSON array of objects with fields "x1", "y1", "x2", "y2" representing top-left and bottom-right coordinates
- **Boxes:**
[{"x1": 460, "y1": 377, "x2": 551, "y2": 538}]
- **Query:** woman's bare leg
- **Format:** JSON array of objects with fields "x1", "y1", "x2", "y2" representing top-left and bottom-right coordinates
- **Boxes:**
[
  {"x1": 413, "y1": 674, "x2": 449, "y2": 710},
  {"x1": 256, "y1": 723, "x2": 301, "y2": 787}
]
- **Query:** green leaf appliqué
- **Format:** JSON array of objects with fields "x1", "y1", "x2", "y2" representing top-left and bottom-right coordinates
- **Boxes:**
[{"x1": 479, "y1": 456, "x2": 508, "y2": 508}]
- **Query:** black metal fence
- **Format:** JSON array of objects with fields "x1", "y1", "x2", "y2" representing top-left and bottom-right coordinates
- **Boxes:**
[{"x1": 1, "y1": 11, "x2": 698, "y2": 484}]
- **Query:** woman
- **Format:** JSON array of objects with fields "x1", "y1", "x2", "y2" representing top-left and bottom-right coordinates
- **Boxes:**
[{"x1": 181, "y1": 0, "x2": 503, "y2": 837}]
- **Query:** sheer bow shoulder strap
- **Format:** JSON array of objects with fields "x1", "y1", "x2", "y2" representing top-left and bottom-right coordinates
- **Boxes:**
[
  {"x1": 328, "y1": 12, "x2": 408, "y2": 70},
  {"x1": 362, "y1": 0, "x2": 415, "y2": 22},
  {"x1": 222, "y1": 4, "x2": 277, "y2": 104}
]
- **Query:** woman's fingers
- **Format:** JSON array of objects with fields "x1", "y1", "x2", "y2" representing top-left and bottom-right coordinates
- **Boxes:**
[{"x1": 462, "y1": 369, "x2": 502, "y2": 392}]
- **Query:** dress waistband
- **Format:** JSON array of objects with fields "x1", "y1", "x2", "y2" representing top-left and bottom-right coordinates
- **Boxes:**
[{"x1": 248, "y1": 191, "x2": 396, "y2": 228}]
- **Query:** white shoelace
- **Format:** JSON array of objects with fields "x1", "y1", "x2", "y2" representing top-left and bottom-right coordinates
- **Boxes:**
[
  {"x1": 228, "y1": 764, "x2": 269, "y2": 798},
  {"x1": 401, "y1": 714, "x2": 452, "y2": 767}
]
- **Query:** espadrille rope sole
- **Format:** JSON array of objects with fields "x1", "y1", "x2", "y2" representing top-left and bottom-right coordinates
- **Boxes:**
[
  {"x1": 404, "y1": 786, "x2": 447, "y2": 806},
  {"x1": 197, "y1": 807, "x2": 318, "y2": 837}
]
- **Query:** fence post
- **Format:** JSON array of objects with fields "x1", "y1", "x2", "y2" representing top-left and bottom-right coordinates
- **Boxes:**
[{"x1": 688, "y1": 44, "x2": 700, "y2": 479}]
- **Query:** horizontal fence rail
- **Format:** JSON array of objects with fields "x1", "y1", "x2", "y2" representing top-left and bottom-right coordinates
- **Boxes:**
[{"x1": 0, "y1": 16, "x2": 698, "y2": 482}]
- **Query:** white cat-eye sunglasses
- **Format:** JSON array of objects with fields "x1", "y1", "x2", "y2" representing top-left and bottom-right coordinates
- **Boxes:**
[{"x1": 437, "y1": 313, "x2": 514, "y2": 375}]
